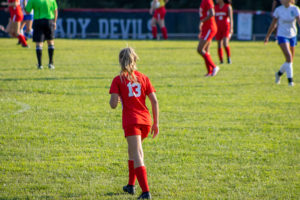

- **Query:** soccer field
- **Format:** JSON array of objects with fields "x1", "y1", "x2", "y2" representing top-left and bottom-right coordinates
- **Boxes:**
[{"x1": 0, "y1": 38, "x2": 299, "y2": 199}]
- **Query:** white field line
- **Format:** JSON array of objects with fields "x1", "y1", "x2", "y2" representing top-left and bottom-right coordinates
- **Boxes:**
[
  {"x1": 14, "y1": 101, "x2": 31, "y2": 114},
  {"x1": 1, "y1": 99, "x2": 31, "y2": 115}
]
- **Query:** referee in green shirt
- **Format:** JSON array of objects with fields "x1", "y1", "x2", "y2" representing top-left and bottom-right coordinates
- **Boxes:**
[{"x1": 25, "y1": 0, "x2": 58, "y2": 70}]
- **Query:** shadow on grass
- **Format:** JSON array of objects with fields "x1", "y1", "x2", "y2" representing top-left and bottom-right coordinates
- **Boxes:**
[{"x1": 0, "y1": 77, "x2": 106, "y2": 82}]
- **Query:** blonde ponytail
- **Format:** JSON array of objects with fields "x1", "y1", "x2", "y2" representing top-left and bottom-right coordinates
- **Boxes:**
[{"x1": 119, "y1": 47, "x2": 139, "y2": 83}]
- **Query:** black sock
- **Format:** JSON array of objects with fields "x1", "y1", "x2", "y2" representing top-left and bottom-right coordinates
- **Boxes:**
[
  {"x1": 48, "y1": 45, "x2": 55, "y2": 65},
  {"x1": 36, "y1": 47, "x2": 42, "y2": 67},
  {"x1": 278, "y1": 71, "x2": 283, "y2": 76},
  {"x1": 288, "y1": 78, "x2": 293, "y2": 83}
]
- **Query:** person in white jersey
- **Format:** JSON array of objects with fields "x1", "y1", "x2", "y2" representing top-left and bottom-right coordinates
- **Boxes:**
[{"x1": 265, "y1": 0, "x2": 300, "y2": 86}]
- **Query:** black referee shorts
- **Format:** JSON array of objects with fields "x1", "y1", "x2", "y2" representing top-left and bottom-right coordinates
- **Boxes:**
[{"x1": 33, "y1": 19, "x2": 55, "y2": 42}]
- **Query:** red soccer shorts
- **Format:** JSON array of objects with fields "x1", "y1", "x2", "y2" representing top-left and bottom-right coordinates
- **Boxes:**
[
  {"x1": 215, "y1": 25, "x2": 230, "y2": 40},
  {"x1": 154, "y1": 6, "x2": 166, "y2": 20},
  {"x1": 10, "y1": 12, "x2": 23, "y2": 22},
  {"x1": 199, "y1": 27, "x2": 217, "y2": 41},
  {"x1": 124, "y1": 125, "x2": 151, "y2": 139}
]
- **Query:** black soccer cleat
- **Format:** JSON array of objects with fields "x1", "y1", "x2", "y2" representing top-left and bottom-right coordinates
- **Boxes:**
[
  {"x1": 137, "y1": 192, "x2": 151, "y2": 199},
  {"x1": 123, "y1": 185, "x2": 135, "y2": 195}
]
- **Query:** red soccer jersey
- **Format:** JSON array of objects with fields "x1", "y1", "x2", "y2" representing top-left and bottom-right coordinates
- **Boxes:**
[
  {"x1": 215, "y1": 4, "x2": 230, "y2": 28},
  {"x1": 109, "y1": 71, "x2": 156, "y2": 128},
  {"x1": 8, "y1": 0, "x2": 22, "y2": 16},
  {"x1": 199, "y1": 0, "x2": 217, "y2": 29}
]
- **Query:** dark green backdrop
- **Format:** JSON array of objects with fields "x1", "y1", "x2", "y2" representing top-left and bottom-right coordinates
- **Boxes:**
[{"x1": 0, "y1": 0, "x2": 299, "y2": 10}]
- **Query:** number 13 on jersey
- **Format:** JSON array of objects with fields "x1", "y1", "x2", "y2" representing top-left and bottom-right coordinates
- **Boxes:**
[{"x1": 127, "y1": 82, "x2": 141, "y2": 97}]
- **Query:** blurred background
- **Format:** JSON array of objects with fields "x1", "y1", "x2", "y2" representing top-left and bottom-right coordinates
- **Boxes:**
[{"x1": 0, "y1": 0, "x2": 299, "y2": 10}]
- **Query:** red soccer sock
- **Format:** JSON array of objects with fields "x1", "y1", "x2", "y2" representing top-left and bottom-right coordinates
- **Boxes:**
[
  {"x1": 218, "y1": 48, "x2": 223, "y2": 63},
  {"x1": 161, "y1": 27, "x2": 168, "y2": 40},
  {"x1": 225, "y1": 46, "x2": 231, "y2": 58},
  {"x1": 203, "y1": 53, "x2": 216, "y2": 73},
  {"x1": 128, "y1": 160, "x2": 136, "y2": 185},
  {"x1": 18, "y1": 34, "x2": 27, "y2": 46},
  {"x1": 135, "y1": 166, "x2": 149, "y2": 192},
  {"x1": 152, "y1": 26, "x2": 157, "y2": 39},
  {"x1": 202, "y1": 53, "x2": 212, "y2": 74}
]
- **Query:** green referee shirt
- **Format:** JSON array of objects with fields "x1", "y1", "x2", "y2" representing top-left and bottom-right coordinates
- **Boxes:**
[{"x1": 25, "y1": 0, "x2": 58, "y2": 20}]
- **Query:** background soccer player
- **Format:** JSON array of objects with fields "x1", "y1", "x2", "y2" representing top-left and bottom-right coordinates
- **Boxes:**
[
  {"x1": 109, "y1": 47, "x2": 159, "y2": 199},
  {"x1": 25, "y1": 0, "x2": 58, "y2": 70},
  {"x1": 197, "y1": 0, "x2": 219, "y2": 76},
  {"x1": 1, "y1": 0, "x2": 28, "y2": 47},
  {"x1": 215, "y1": 0, "x2": 233, "y2": 64},
  {"x1": 150, "y1": 0, "x2": 169, "y2": 40},
  {"x1": 265, "y1": 0, "x2": 300, "y2": 86},
  {"x1": 20, "y1": 0, "x2": 33, "y2": 39}
]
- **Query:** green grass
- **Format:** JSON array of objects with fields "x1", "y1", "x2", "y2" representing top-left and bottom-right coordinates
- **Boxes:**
[{"x1": 0, "y1": 38, "x2": 299, "y2": 200}]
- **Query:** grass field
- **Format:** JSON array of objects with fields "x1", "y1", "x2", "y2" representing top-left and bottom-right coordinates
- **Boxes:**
[{"x1": 0, "y1": 38, "x2": 299, "y2": 200}]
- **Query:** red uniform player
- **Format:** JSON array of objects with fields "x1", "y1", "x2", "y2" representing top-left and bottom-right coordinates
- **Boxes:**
[
  {"x1": 8, "y1": 0, "x2": 23, "y2": 22},
  {"x1": 150, "y1": 0, "x2": 169, "y2": 40},
  {"x1": 1, "y1": 0, "x2": 28, "y2": 47},
  {"x1": 215, "y1": 0, "x2": 233, "y2": 64},
  {"x1": 109, "y1": 47, "x2": 159, "y2": 199},
  {"x1": 197, "y1": 0, "x2": 219, "y2": 76}
]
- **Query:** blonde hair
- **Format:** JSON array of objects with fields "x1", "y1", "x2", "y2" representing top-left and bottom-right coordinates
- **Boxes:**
[{"x1": 119, "y1": 47, "x2": 139, "y2": 82}]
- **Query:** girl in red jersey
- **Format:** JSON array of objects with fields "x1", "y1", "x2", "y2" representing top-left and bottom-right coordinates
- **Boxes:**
[
  {"x1": 215, "y1": 0, "x2": 233, "y2": 64},
  {"x1": 1, "y1": 0, "x2": 28, "y2": 47},
  {"x1": 197, "y1": 0, "x2": 220, "y2": 77},
  {"x1": 150, "y1": 0, "x2": 169, "y2": 39},
  {"x1": 109, "y1": 47, "x2": 159, "y2": 199}
]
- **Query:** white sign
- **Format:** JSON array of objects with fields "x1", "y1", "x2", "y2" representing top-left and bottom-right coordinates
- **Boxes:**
[
  {"x1": 55, "y1": 18, "x2": 152, "y2": 39},
  {"x1": 237, "y1": 13, "x2": 253, "y2": 40}
]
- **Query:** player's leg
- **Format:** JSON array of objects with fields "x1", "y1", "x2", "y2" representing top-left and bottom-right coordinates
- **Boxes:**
[
  {"x1": 47, "y1": 40, "x2": 55, "y2": 69},
  {"x1": 205, "y1": 41, "x2": 219, "y2": 76},
  {"x1": 33, "y1": 20, "x2": 44, "y2": 69},
  {"x1": 158, "y1": 7, "x2": 167, "y2": 40},
  {"x1": 5, "y1": 20, "x2": 12, "y2": 36},
  {"x1": 25, "y1": 19, "x2": 33, "y2": 38},
  {"x1": 45, "y1": 20, "x2": 56, "y2": 69},
  {"x1": 224, "y1": 37, "x2": 231, "y2": 64},
  {"x1": 19, "y1": 20, "x2": 26, "y2": 44},
  {"x1": 198, "y1": 39, "x2": 212, "y2": 75},
  {"x1": 286, "y1": 38, "x2": 296, "y2": 86},
  {"x1": 158, "y1": 19, "x2": 167, "y2": 40},
  {"x1": 12, "y1": 18, "x2": 28, "y2": 47},
  {"x1": 151, "y1": 17, "x2": 158, "y2": 39},
  {"x1": 277, "y1": 40, "x2": 293, "y2": 85},
  {"x1": 127, "y1": 135, "x2": 151, "y2": 199},
  {"x1": 217, "y1": 39, "x2": 224, "y2": 64}
]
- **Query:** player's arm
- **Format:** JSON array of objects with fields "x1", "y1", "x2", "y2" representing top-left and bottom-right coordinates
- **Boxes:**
[
  {"x1": 148, "y1": 92, "x2": 159, "y2": 138},
  {"x1": 110, "y1": 93, "x2": 119, "y2": 109},
  {"x1": 228, "y1": 5, "x2": 234, "y2": 35},
  {"x1": 25, "y1": 0, "x2": 32, "y2": 14},
  {"x1": 297, "y1": 15, "x2": 300, "y2": 26},
  {"x1": 149, "y1": 0, "x2": 157, "y2": 15},
  {"x1": 199, "y1": 8, "x2": 215, "y2": 31},
  {"x1": 164, "y1": 0, "x2": 169, "y2": 4},
  {"x1": 264, "y1": 17, "x2": 278, "y2": 44},
  {"x1": 53, "y1": 9, "x2": 58, "y2": 30}
]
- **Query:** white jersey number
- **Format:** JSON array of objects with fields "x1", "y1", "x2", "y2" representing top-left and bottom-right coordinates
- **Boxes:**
[{"x1": 127, "y1": 82, "x2": 141, "y2": 97}]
